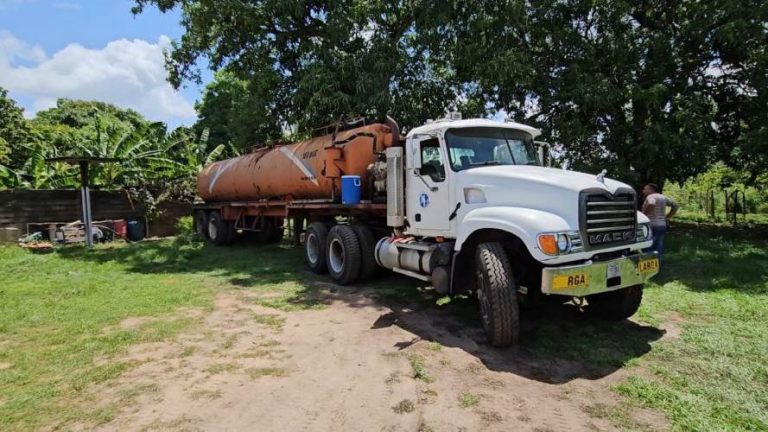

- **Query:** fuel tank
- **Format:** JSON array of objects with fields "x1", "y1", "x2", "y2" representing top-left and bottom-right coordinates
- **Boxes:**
[{"x1": 197, "y1": 123, "x2": 397, "y2": 202}]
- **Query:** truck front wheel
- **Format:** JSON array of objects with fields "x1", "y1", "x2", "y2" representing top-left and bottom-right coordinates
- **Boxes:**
[
  {"x1": 586, "y1": 285, "x2": 643, "y2": 320},
  {"x1": 305, "y1": 222, "x2": 329, "y2": 274},
  {"x1": 475, "y1": 242, "x2": 520, "y2": 347}
]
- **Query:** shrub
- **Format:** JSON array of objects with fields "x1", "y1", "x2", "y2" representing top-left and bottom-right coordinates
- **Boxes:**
[{"x1": 176, "y1": 216, "x2": 194, "y2": 235}]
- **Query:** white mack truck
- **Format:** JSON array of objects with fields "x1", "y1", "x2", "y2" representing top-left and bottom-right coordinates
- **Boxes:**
[{"x1": 195, "y1": 115, "x2": 660, "y2": 346}]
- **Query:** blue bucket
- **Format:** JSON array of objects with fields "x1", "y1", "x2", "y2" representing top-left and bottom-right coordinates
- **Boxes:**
[{"x1": 341, "y1": 175, "x2": 362, "y2": 205}]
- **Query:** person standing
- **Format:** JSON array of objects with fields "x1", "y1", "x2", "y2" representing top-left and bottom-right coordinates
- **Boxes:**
[{"x1": 641, "y1": 183, "x2": 679, "y2": 263}]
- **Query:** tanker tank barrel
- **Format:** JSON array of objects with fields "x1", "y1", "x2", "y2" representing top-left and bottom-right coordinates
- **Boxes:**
[{"x1": 197, "y1": 122, "x2": 399, "y2": 203}]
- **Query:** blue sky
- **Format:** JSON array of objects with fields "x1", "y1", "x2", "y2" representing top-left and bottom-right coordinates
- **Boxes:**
[{"x1": 0, "y1": 0, "x2": 211, "y2": 128}]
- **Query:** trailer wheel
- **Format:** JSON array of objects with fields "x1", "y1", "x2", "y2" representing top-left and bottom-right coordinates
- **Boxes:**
[
  {"x1": 195, "y1": 211, "x2": 209, "y2": 238},
  {"x1": 305, "y1": 222, "x2": 329, "y2": 273},
  {"x1": 586, "y1": 285, "x2": 643, "y2": 320},
  {"x1": 351, "y1": 224, "x2": 377, "y2": 282},
  {"x1": 326, "y1": 225, "x2": 362, "y2": 285},
  {"x1": 207, "y1": 211, "x2": 231, "y2": 245},
  {"x1": 475, "y1": 242, "x2": 520, "y2": 347}
]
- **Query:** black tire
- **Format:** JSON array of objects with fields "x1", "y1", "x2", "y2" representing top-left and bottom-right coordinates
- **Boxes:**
[
  {"x1": 326, "y1": 225, "x2": 362, "y2": 285},
  {"x1": 475, "y1": 242, "x2": 520, "y2": 347},
  {"x1": 207, "y1": 211, "x2": 231, "y2": 245},
  {"x1": 305, "y1": 222, "x2": 329, "y2": 273},
  {"x1": 586, "y1": 285, "x2": 643, "y2": 320},
  {"x1": 351, "y1": 224, "x2": 377, "y2": 282},
  {"x1": 195, "y1": 211, "x2": 208, "y2": 238}
]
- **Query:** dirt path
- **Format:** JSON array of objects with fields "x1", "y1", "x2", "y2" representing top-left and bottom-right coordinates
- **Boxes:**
[{"x1": 80, "y1": 286, "x2": 668, "y2": 432}]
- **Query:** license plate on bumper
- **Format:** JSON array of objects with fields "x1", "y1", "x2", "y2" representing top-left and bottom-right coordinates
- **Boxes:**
[{"x1": 541, "y1": 252, "x2": 660, "y2": 297}]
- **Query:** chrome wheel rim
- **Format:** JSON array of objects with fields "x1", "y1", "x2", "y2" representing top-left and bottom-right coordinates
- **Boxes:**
[
  {"x1": 329, "y1": 238, "x2": 344, "y2": 274},
  {"x1": 307, "y1": 233, "x2": 319, "y2": 263},
  {"x1": 208, "y1": 219, "x2": 218, "y2": 239}
]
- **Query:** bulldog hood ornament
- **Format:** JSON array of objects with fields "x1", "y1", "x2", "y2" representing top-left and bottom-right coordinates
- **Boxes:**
[{"x1": 596, "y1": 169, "x2": 607, "y2": 184}]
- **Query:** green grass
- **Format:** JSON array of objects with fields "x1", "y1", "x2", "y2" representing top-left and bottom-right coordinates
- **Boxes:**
[
  {"x1": 1, "y1": 221, "x2": 767, "y2": 431},
  {"x1": 245, "y1": 367, "x2": 287, "y2": 379},
  {"x1": 0, "y1": 237, "x2": 318, "y2": 431},
  {"x1": 407, "y1": 353, "x2": 435, "y2": 383},
  {"x1": 613, "y1": 222, "x2": 768, "y2": 431},
  {"x1": 251, "y1": 313, "x2": 286, "y2": 330},
  {"x1": 458, "y1": 392, "x2": 480, "y2": 408},
  {"x1": 205, "y1": 362, "x2": 240, "y2": 375}
]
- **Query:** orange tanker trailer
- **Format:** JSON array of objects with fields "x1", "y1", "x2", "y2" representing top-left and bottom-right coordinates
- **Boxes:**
[
  {"x1": 193, "y1": 118, "x2": 401, "y2": 254},
  {"x1": 197, "y1": 122, "x2": 397, "y2": 202}
]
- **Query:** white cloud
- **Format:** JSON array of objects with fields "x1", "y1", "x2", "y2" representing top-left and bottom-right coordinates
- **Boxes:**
[{"x1": 0, "y1": 30, "x2": 196, "y2": 125}]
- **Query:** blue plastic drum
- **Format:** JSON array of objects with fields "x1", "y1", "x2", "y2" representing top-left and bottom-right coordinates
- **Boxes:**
[{"x1": 341, "y1": 175, "x2": 362, "y2": 205}]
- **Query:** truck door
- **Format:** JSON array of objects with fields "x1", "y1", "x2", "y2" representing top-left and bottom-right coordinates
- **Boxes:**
[{"x1": 406, "y1": 136, "x2": 450, "y2": 233}]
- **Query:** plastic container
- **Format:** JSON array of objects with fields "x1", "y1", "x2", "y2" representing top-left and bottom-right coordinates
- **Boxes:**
[
  {"x1": 113, "y1": 219, "x2": 127, "y2": 239},
  {"x1": 341, "y1": 175, "x2": 362, "y2": 205},
  {"x1": 127, "y1": 220, "x2": 145, "y2": 241}
]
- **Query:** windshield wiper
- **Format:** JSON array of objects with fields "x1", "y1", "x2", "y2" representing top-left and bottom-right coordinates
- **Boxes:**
[{"x1": 470, "y1": 160, "x2": 500, "y2": 167}]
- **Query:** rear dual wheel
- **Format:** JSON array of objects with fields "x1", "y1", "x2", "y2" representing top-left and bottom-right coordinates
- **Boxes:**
[
  {"x1": 327, "y1": 225, "x2": 362, "y2": 285},
  {"x1": 207, "y1": 211, "x2": 234, "y2": 245},
  {"x1": 303, "y1": 223, "x2": 378, "y2": 285},
  {"x1": 305, "y1": 222, "x2": 329, "y2": 274},
  {"x1": 195, "y1": 211, "x2": 208, "y2": 238},
  {"x1": 351, "y1": 224, "x2": 377, "y2": 281}
]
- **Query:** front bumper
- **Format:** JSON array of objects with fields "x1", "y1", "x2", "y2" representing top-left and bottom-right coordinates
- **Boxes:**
[{"x1": 541, "y1": 252, "x2": 659, "y2": 297}]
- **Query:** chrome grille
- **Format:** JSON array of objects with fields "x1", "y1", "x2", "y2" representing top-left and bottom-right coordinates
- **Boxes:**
[{"x1": 582, "y1": 190, "x2": 637, "y2": 248}]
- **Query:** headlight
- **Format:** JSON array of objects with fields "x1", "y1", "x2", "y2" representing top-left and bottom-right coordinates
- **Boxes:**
[
  {"x1": 538, "y1": 232, "x2": 582, "y2": 256},
  {"x1": 636, "y1": 223, "x2": 652, "y2": 241}
]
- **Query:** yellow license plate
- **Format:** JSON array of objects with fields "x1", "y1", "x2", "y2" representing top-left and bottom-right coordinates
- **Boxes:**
[
  {"x1": 638, "y1": 258, "x2": 659, "y2": 273},
  {"x1": 552, "y1": 273, "x2": 589, "y2": 290}
]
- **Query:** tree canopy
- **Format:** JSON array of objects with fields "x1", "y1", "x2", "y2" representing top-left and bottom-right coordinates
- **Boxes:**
[
  {"x1": 135, "y1": 0, "x2": 767, "y2": 187},
  {"x1": 0, "y1": 87, "x2": 28, "y2": 166},
  {"x1": 194, "y1": 70, "x2": 282, "y2": 152},
  {"x1": 0, "y1": 95, "x2": 223, "y2": 206}
]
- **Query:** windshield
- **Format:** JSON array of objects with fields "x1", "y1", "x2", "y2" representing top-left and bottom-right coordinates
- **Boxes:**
[{"x1": 445, "y1": 127, "x2": 539, "y2": 171}]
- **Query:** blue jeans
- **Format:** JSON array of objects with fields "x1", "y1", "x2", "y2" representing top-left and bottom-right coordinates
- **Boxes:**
[{"x1": 645, "y1": 225, "x2": 667, "y2": 265}]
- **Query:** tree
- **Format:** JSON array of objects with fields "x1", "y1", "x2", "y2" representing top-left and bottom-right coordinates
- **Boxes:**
[
  {"x1": 132, "y1": 0, "x2": 460, "y2": 133},
  {"x1": 447, "y1": 0, "x2": 768, "y2": 187},
  {"x1": 136, "y1": 0, "x2": 767, "y2": 188},
  {"x1": 195, "y1": 70, "x2": 282, "y2": 152},
  {"x1": 0, "y1": 86, "x2": 29, "y2": 165}
]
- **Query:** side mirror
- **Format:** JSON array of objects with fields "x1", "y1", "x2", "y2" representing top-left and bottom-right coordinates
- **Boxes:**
[{"x1": 413, "y1": 154, "x2": 422, "y2": 171}]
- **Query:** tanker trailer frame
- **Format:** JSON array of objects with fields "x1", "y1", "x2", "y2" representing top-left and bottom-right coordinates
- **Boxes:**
[{"x1": 194, "y1": 115, "x2": 659, "y2": 347}]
